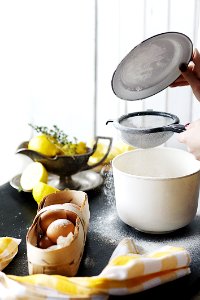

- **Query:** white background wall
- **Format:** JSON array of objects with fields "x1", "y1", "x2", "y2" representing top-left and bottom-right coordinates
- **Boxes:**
[{"x1": 0, "y1": 0, "x2": 200, "y2": 185}]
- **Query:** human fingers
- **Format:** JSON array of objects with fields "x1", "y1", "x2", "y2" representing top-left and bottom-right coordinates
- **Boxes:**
[
  {"x1": 177, "y1": 123, "x2": 193, "y2": 142},
  {"x1": 173, "y1": 74, "x2": 185, "y2": 82},
  {"x1": 169, "y1": 74, "x2": 188, "y2": 87},
  {"x1": 186, "y1": 119, "x2": 200, "y2": 129},
  {"x1": 177, "y1": 131, "x2": 196, "y2": 157},
  {"x1": 178, "y1": 131, "x2": 186, "y2": 143},
  {"x1": 179, "y1": 63, "x2": 200, "y2": 93},
  {"x1": 170, "y1": 64, "x2": 194, "y2": 87},
  {"x1": 170, "y1": 81, "x2": 189, "y2": 87},
  {"x1": 192, "y1": 48, "x2": 200, "y2": 78}
]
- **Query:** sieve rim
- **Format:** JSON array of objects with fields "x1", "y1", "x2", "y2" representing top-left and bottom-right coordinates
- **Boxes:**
[
  {"x1": 111, "y1": 31, "x2": 193, "y2": 101},
  {"x1": 114, "y1": 111, "x2": 180, "y2": 134}
]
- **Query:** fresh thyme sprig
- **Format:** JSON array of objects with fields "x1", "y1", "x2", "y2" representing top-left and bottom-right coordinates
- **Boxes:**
[{"x1": 29, "y1": 124, "x2": 78, "y2": 146}]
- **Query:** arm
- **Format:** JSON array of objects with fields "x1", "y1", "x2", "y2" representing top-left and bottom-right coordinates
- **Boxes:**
[{"x1": 171, "y1": 48, "x2": 200, "y2": 159}]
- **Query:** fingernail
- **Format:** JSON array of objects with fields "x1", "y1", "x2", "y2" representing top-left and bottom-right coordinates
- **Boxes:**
[
  {"x1": 179, "y1": 63, "x2": 188, "y2": 72},
  {"x1": 185, "y1": 123, "x2": 190, "y2": 128}
]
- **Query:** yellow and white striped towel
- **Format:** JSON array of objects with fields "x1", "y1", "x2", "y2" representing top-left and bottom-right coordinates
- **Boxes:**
[{"x1": 0, "y1": 238, "x2": 191, "y2": 299}]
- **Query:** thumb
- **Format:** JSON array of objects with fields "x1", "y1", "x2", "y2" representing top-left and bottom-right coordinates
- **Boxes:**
[
  {"x1": 179, "y1": 63, "x2": 200, "y2": 89},
  {"x1": 192, "y1": 48, "x2": 200, "y2": 77},
  {"x1": 177, "y1": 131, "x2": 187, "y2": 143}
]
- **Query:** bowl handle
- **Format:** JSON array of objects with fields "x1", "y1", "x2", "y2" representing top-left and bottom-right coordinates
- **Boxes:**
[{"x1": 84, "y1": 136, "x2": 113, "y2": 170}]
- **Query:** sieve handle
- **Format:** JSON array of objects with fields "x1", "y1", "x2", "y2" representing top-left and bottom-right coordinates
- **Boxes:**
[
  {"x1": 164, "y1": 124, "x2": 186, "y2": 133},
  {"x1": 106, "y1": 119, "x2": 114, "y2": 125}
]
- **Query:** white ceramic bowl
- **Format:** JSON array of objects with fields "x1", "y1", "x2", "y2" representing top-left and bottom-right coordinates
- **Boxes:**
[{"x1": 112, "y1": 147, "x2": 200, "y2": 233}]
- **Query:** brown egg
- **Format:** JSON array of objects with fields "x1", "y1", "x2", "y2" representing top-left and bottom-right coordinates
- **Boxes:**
[
  {"x1": 46, "y1": 219, "x2": 75, "y2": 243},
  {"x1": 40, "y1": 210, "x2": 67, "y2": 232},
  {"x1": 38, "y1": 235, "x2": 55, "y2": 249}
]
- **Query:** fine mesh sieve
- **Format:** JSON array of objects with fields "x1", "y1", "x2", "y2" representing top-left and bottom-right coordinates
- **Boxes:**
[
  {"x1": 111, "y1": 32, "x2": 193, "y2": 101},
  {"x1": 107, "y1": 111, "x2": 186, "y2": 149}
]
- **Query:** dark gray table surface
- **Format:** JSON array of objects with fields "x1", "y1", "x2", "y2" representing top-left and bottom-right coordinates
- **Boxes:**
[{"x1": 1, "y1": 172, "x2": 200, "y2": 299}]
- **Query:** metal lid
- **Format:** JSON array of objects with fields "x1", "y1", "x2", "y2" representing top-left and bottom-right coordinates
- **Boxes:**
[{"x1": 111, "y1": 32, "x2": 193, "y2": 101}]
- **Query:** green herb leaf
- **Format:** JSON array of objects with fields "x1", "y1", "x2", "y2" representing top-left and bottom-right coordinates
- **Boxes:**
[{"x1": 29, "y1": 124, "x2": 77, "y2": 146}]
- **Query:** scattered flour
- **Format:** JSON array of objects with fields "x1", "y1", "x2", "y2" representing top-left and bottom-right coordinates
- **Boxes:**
[
  {"x1": 90, "y1": 168, "x2": 200, "y2": 261},
  {"x1": 83, "y1": 257, "x2": 96, "y2": 269}
]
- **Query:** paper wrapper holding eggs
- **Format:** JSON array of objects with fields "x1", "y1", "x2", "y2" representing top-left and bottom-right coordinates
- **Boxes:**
[{"x1": 26, "y1": 190, "x2": 90, "y2": 276}]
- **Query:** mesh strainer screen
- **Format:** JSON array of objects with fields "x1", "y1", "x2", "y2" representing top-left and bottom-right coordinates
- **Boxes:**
[
  {"x1": 119, "y1": 131, "x2": 174, "y2": 149},
  {"x1": 120, "y1": 114, "x2": 174, "y2": 129},
  {"x1": 118, "y1": 113, "x2": 176, "y2": 148}
]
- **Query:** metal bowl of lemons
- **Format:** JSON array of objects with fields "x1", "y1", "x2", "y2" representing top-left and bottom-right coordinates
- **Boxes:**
[
  {"x1": 17, "y1": 137, "x2": 112, "y2": 176},
  {"x1": 16, "y1": 125, "x2": 112, "y2": 190}
]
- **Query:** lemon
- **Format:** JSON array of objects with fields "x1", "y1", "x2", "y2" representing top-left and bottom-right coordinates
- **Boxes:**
[
  {"x1": 88, "y1": 140, "x2": 135, "y2": 166},
  {"x1": 20, "y1": 162, "x2": 48, "y2": 191},
  {"x1": 61, "y1": 143, "x2": 76, "y2": 156},
  {"x1": 76, "y1": 141, "x2": 87, "y2": 154},
  {"x1": 28, "y1": 135, "x2": 60, "y2": 156},
  {"x1": 116, "y1": 140, "x2": 134, "y2": 151},
  {"x1": 88, "y1": 143, "x2": 105, "y2": 164},
  {"x1": 32, "y1": 182, "x2": 59, "y2": 204}
]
